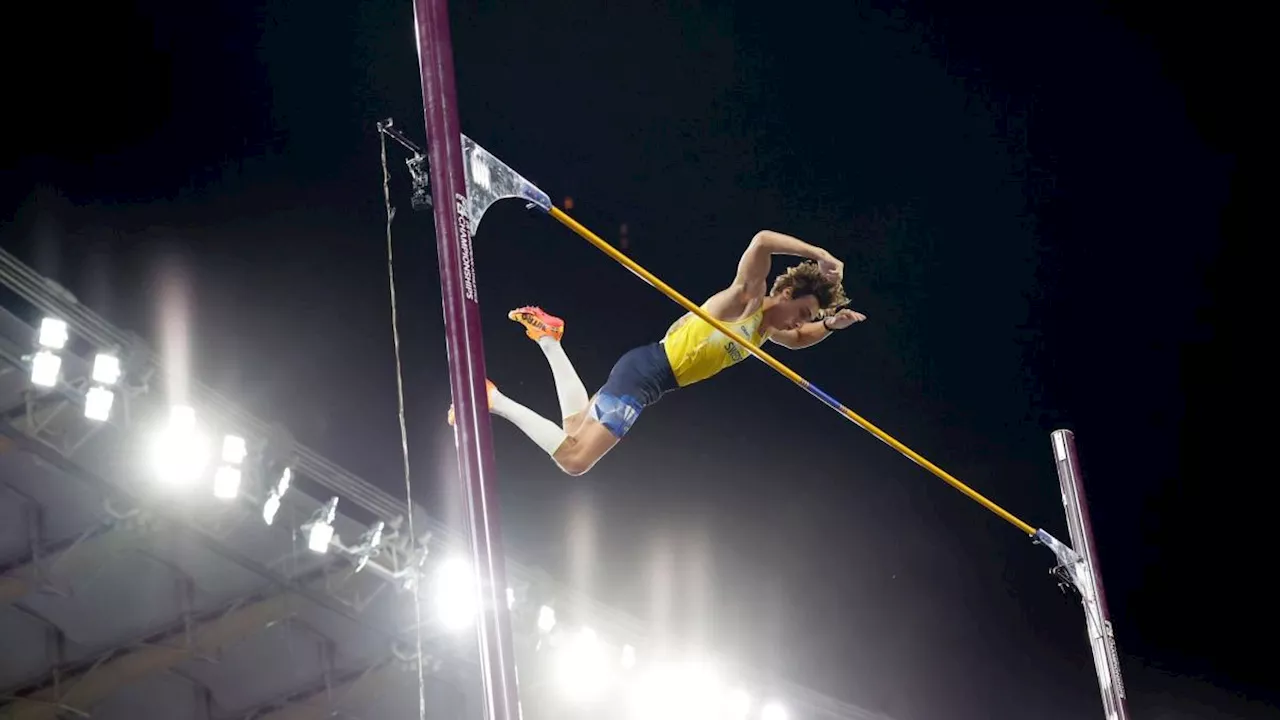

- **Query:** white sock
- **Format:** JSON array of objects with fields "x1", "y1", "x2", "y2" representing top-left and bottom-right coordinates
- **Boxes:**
[
  {"x1": 490, "y1": 390, "x2": 569, "y2": 456},
  {"x1": 537, "y1": 336, "x2": 591, "y2": 420}
]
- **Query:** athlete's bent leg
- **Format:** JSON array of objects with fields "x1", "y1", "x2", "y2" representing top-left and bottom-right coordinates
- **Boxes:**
[
  {"x1": 470, "y1": 387, "x2": 623, "y2": 477},
  {"x1": 552, "y1": 416, "x2": 620, "y2": 476}
]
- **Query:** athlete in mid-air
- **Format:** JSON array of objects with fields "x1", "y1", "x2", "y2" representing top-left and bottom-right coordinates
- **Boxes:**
[{"x1": 448, "y1": 230, "x2": 866, "y2": 475}]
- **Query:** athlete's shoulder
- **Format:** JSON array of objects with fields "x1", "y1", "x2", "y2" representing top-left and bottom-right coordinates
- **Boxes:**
[{"x1": 734, "y1": 297, "x2": 765, "y2": 322}]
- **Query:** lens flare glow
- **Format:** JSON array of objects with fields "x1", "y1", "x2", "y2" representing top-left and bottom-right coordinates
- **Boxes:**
[
  {"x1": 555, "y1": 627, "x2": 612, "y2": 702},
  {"x1": 150, "y1": 405, "x2": 210, "y2": 486},
  {"x1": 434, "y1": 557, "x2": 478, "y2": 631}
]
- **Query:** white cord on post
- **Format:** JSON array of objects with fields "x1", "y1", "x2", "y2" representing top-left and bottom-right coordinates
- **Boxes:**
[{"x1": 380, "y1": 127, "x2": 428, "y2": 720}]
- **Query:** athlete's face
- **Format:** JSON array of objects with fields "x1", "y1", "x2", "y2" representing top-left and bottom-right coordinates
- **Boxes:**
[{"x1": 765, "y1": 291, "x2": 822, "y2": 331}]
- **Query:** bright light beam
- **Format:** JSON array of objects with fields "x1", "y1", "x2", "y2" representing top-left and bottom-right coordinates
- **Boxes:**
[
  {"x1": 150, "y1": 405, "x2": 210, "y2": 486},
  {"x1": 760, "y1": 701, "x2": 788, "y2": 720},
  {"x1": 555, "y1": 627, "x2": 611, "y2": 703},
  {"x1": 627, "y1": 660, "x2": 726, "y2": 720},
  {"x1": 725, "y1": 688, "x2": 751, "y2": 720},
  {"x1": 434, "y1": 557, "x2": 478, "y2": 631}
]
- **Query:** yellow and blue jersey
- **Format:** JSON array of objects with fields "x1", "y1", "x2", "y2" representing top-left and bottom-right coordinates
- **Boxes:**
[{"x1": 661, "y1": 306, "x2": 771, "y2": 387}]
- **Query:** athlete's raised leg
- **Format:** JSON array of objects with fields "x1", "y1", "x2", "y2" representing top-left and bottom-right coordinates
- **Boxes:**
[
  {"x1": 502, "y1": 306, "x2": 623, "y2": 474},
  {"x1": 507, "y1": 306, "x2": 591, "y2": 425}
]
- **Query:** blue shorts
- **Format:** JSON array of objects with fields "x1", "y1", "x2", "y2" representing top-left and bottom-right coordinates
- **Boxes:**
[{"x1": 589, "y1": 342, "x2": 679, "y2": 439}]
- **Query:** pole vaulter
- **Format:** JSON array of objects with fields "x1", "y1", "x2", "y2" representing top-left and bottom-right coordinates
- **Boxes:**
[{"x1": 398, "y1": 2, "x2": 1129, "y2": 714}]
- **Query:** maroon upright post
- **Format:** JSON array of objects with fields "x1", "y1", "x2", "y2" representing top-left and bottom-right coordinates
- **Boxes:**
[
  {"x1": 412, "y1": 2, "x2": 522, "y2": 719},
  {"x1": 1051, "y1": 429, "x2": 1129, "y2": 720}
]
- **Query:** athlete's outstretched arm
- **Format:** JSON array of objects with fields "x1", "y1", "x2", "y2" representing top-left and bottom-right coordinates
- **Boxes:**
[
  {"x1": 769, "y1": 321, "x2": 832, "y2": 349},
  {"x1": 769, "y1": 309, "x2": 866, "y2": 349}
]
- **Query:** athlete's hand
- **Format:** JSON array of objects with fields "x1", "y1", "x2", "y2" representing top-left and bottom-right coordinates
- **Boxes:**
[
  {"x1": 817, "y1": 251, "x2": 844, "y2": 282},
  {"x1": 825, "y1": 308, "x2": 866, "y2": 329}
]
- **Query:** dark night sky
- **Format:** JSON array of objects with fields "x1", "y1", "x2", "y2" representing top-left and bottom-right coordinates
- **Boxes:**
[{"x1": 2, "y1": 1, "x2": 1272, "y2": 718}]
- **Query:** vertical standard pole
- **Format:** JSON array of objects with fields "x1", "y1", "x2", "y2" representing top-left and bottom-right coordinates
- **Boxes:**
[
  {"x1": 412, "y1": 2, "x2": 522, "y2": 720},
  {"x1": 1051, "y1": 429, "x2": 1130, "y2": 720}
]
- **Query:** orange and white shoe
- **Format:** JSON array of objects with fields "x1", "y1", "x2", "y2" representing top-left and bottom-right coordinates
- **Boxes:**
[
  {"x1": 447, "y1": 379, "x2": 498, "y2": 426},
  {"x1": 507, "y1": 306, "x2": 564, "y2": 343}
]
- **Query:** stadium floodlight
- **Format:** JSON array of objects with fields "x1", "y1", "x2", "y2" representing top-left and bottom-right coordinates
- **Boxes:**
[
  {"x1": 760, "y1": 701, "x2": 788, "y2": 720},
  {"x1": 81, "y1": 353, "x2": 124, "y2": 421},
  {"x1": 92, "y1": 353, "x2": 122, "y2": 385},
  {"x1": 84, "y1": 385, "x2": 115, "y2": 421},
  {"x1": 151, "y1": 405, "x2": 211, "y2": 485},
  {"x1": 538, "y1": 604, "x2": 557, "y2": 634},
  {"x1": 434, "y1": 556, "x2": 478, "y2": 631},
  {"x1": 263, "y1": 493, "x2": 282, "y2": 525},
  {"x1": 31, "y1": 319, "x2": 68, "y2": 388},
  {"x1": 211, "y1": 434, "x2": 248, "y2": 500},
  {"x1": 38, "y1": 317, "x2": 68, "y2": 350},
  {"x1": 308, "y1": 520, "x2": 335, "y2": 553},
  {"x1": 262, "y1": 467, "x2": 292, "y2": 525},
  {"x1": 30, "y1": 350, "x2": 62, "y2": 387},
  {"x1": 213, "y1": 465, "x2": 241, "y2": 500},
  {"x1": 507, "y1": 586, "x2": 516, "y2": 610},
  {"x1": 221, "y1": 434, "x2": 247, "y2": 464},
  {"x1": 305, "y1": 497, "x2": 339, "y2": 553},
  {"x1": 555, "y1": 626, "x2": 612, "y2": 703}
]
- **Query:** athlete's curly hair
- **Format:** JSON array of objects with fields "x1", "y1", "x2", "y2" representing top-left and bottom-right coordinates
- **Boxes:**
[{"x1": 770, "y1": 261, "x2": 849, "y2": 314}]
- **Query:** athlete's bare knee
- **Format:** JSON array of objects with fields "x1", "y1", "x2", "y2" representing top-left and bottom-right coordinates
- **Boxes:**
[
  {"x1": 556, "y1": 457, "x2": 594, "y2": 476},
  {"x1": 553, "y1": 437, "x2": 600, "y2": 476},
  {"x1": 554, "y1": 446, "x2": 594, "y2": 476}
]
